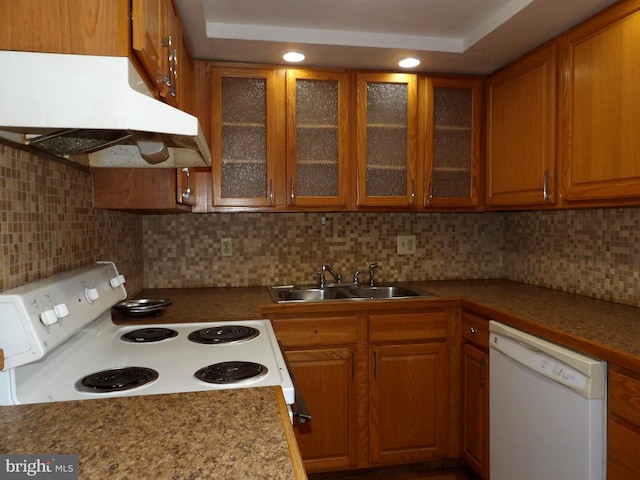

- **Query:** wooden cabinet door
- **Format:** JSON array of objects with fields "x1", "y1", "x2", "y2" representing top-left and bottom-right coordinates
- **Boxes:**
[
  {"x1": 607, "y1": 367, "x2": 640, "y2": 478},
  {"x1": 461, "y1": 343, "x2": 489, "y2": 479},
  {"x1": 92, "y1": 168, "x2": 192, "y2": 212},
  {"x1": 560, "y1": 2, "x2": 640, "y2": 203},
  {"x1": 211, "y1": 67, "x2": 284, "y2": 208},
  {"x1": 356, "y1": 73, "x2": 419, "y2": 207},
  {"x1": 284, "y1": 347, "x2": 359, "y2": 472},
  {"x1": 486, "y1": 42, "x2": 558, "y2": 207},
  {"x1": 285, "y1": 69, "x2": 351, "y2": 208},
  {"x1": 424, "y1": 76, "x2": 483, "y2": 208},
  {"x1": 0, "y1": 0, "x2": 129, "y2": 56},
  {"x1": 132, "y1": 0, "x2": 169, "y2": 96},
  {"x1": 369, "y1": 342, "x2": 448, "y2": 464}
]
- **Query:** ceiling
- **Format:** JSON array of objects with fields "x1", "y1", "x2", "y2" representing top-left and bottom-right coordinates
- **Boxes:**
[{"x1": 175, "y1": 0, "x2": 617, "y2": 74}]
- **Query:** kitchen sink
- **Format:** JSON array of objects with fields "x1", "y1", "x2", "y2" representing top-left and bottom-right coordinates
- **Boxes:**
[
  {"x1": 276, "y1": 288, "x2": 352, "y2": 302},
  {"x1": 348, "y1": 285, "x2": 422, "y2": 299},
  {"x1": 268, "y1": 283, "x2": 434, "y2": 303}
]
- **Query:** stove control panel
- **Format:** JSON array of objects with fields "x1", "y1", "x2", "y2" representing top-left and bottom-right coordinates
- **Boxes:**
[{"x1": 0, "y1": 261, "x2": 127, "y2": 370}]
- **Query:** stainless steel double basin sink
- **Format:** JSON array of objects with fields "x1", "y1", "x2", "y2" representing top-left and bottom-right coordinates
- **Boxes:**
[{"x1": 268, "y1": 283, "x2": 435, "y2": 303}]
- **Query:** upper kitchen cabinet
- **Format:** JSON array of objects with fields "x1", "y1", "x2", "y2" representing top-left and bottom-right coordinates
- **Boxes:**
[
  {"x1": 132, "y1": 0, "x2": 186, "y2": 107},
  {"x1": 559, "y1": 0, "x2": 640, "y2": 205},
  {"x1": 1, "y1": 0, "x2": 195, "y2": 111},
  {"x1": 211, "y1": 66, "x2": 285, "y2": 208},
  {"x1": 423, "y1": 76, "x2": 483, "y2": 209},
  {"x1": 0, "y1": 0, "x2": 129, "y2": 55},
  {"x1": 93, "y1": 167, "x2": 200, "y2": 212},
  {"x1": 356, "y1": 73, "x2": 419, "y2": 207},
  {"x1": 285, "y1": 69, "x2": 351, "y2": 209},
  {"x1": 485, "y1": 42, "x2": 558, "y2": 208}
]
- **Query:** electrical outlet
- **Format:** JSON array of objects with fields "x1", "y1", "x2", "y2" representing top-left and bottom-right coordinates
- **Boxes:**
[
  {"x1": 397, "y1": 235, "x2": 416, "y2": 255},
  {"x1": 220, "y1": 238, "x2": 233, "y2": 257}
]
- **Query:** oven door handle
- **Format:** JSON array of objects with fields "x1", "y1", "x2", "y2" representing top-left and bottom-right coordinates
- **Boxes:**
[{"x1": 278, "y1": 342, "x2": 312, "y2": 424}]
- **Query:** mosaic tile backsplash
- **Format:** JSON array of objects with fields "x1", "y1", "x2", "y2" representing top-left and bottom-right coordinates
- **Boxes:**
[
  {"x1": 0, "y1": 144, "x2": 144, "y2": 295},
  {"x1": 142, "y1": 212, "x2": 505, "y2": 289},
  {"x1": 1, "y1": 143, "x2": 639, "y2": 308}
]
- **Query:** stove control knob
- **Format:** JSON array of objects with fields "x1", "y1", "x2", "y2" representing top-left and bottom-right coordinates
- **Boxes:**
[
  {"x1": 54, "y1": 303, "x2": 70, "y2": 319},
  {"x1": 40, "y1": 309, "x2": 59, "y2": 326},
  {"x1": 40, "y1": 303, "x2": 70, "y2": 326},
  {"x1": 109, "y1": 274, "x2": 126, "y2": 288},
  {"x1": 84, "y1": 287, "x2": 100, "y2": 304}
]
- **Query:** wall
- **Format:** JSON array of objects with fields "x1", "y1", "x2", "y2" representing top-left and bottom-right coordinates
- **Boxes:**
[
  {"x1": 503, "y1": 208, "x2": 640, "y2": 307},
  {"x1": 0, "y1": 143, "x2": 144, "y2": 294},
  {"x1": 142, "y1": 207, "x2": 640, "y2": 308},
  {"x1": 2, "y1": 141, "x2": 639, "y2": 309},
  {"x1": 142, "y1": 212, "x2": 505, "y2": 288}
]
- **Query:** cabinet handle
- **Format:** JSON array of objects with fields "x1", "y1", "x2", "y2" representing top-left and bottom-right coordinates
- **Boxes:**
[
  {"x1": 427, "y1": 179, "x2": 433, "y2": 206},
  {"x1": 410, "y1": 177, "x2": 416, "y2": 205},
  {"x1": 290, "y1": 178, "x2": 295, "y2": 204},
  {"x1": 269, "y1": 179, "x2": 274, "y2": 205},
  {"x1": 161, "y1": 35, "x2": 177, "y2": 97},
  {"x1": 469, "y1": 327, "x2": 476, "y2": 335},
  {"x1": 480, "y1": 356, "x2": 487, "y2": 387},
  {"x1": 543, "y1": 170, "x2": 550, "y2": 202},
  {"x1": 181, "y1": 167, "x2": 192, "y2": 200}
]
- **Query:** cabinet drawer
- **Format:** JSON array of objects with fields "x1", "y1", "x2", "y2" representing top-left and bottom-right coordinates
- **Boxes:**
[
  {"x1": 272, "y1": 316, "x2": 358, "y2": 347},
  {"x1": 609, "y1": 369, "x2": 640, "y2": 427},
  {"x1": 369, "y1": 310, "x2": 449, "y2": 343},
  {"x1": 608, "y1": 419, "x2": 640, "y2": 477},
  {"x1": 461, "y1": 311, "x2": 489, "y2": 350}
]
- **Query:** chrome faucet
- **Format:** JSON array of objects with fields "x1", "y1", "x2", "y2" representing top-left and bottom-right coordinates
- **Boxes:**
[
  {"x1": 321, "y1": 264, "x2": 342, "y2": 284},
  {"x1": 368, "y1": 263, "x2": 379, "y2": 286},
  {"x1": 313, "y1": 271, "x2": 326, "y2": 288},
  {"x1": 352, "y1": 270, "x2": 361, "y2": 286}
]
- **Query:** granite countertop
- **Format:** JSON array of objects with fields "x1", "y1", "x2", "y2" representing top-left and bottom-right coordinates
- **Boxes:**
[
  {"x1": 122, "y1": 279, "x2": 640, "y2": 370},
  {"x1": 0, "y1": 388, "x2": 301, "y2": 480}
]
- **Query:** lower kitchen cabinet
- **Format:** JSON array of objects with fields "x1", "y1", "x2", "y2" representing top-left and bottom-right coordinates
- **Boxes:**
[
  {"x1": 263, "y1": 302, "x2": 459, "y2": 474},
  {"x1": 460, "y1": 311, "x2": 489, "y2": 479},
  {"x1": 369, "y1": 342, "x2": 448, "y2": 464},
  {"x1": 368, "y1": 309, "x2": 453, "y2": 465},
  {"x1": 607, "y1": 366, "x2": 640, "y2": 478},
  {"x1": 284, "y1": 347, "x2": 358, "y2": 471},
  {"x1": 270, "y1": 314, "x2": 364, "y2": 473}
]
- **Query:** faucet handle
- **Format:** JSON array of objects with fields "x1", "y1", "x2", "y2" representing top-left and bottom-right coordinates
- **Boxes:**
[
  {"x1": 353, "y1": 270, "x2": 361, "y2": 286},
  {"x1": 368, "y1": 263, "x2": 379, "y2": 286},
  {"x1": 313, "y1": 271, "x2": 326, "y2": 288}
]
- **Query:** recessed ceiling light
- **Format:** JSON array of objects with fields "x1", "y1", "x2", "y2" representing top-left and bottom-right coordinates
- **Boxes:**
[
  {"x1": 399, "y1": 57, "x2": 421, "y2": 68},
  {"x1": 283, "y1": 51, "x2": 305, "y2": 63}
]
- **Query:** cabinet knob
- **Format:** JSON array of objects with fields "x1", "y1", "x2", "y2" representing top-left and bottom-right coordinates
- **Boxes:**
[{"x1": 470, "y1": 327, "x2": 476, "y2": 335}]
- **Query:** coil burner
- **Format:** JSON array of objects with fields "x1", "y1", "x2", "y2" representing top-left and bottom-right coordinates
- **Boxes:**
[
  {"x1": 187, "y1": 326, "x2": 260, "y2": 344},
  {"x1": 120, "y1": 328, "x2": 178, "y2": 343},
  {"x1": 194, "y1": 361, "x2": 268, "y2": 384},
  {"x1": 76, "y1": 367, "x2": 159, "y2": 393}
]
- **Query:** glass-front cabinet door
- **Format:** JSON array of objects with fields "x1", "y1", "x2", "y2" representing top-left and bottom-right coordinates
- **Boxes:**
[
  {"x1": 286, "y1": 69, "x2": 350, "y2": 208},
  {"x1": 356, "y1": 73, "x2": 419, "y2": 207},
  {"x1": 424, "y1": 76, "x2": 482, "y2": 208},
  {"x1": 211, "y1": 67, "x2": 282, "y2": 208}
]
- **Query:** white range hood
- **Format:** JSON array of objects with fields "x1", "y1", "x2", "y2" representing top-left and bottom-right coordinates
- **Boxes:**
[{"x1": 0, "y1": 50, "x2": 211, "y2": 168}]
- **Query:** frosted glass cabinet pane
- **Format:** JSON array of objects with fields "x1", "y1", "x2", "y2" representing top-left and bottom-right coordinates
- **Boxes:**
[
  {"x1": 295, "y1": 79, "x2": 339, "y2": 197},
  {"x1": 431, "y1": 87, "x2": 472, "y2": 199},
  {"x1": 221, "y1": 77, "x2": 267, "y2": 198},
  {"x1": 366, "y1": 82, "x2": 408, "y2": 197}
]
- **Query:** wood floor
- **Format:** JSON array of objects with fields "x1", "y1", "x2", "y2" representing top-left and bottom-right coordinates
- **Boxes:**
[{"x1": 308, "y1": 463, "x2": 480, "y2": 480}]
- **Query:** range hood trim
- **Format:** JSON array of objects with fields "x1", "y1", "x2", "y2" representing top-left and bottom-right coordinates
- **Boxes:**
[{"x1": 0, "y1": 51, "x2": 211, "y2": 168}]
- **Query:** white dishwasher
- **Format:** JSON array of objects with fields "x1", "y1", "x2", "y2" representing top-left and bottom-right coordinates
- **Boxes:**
[{"x1": 489, "y1": 321, "x2": 607, "y2": 480}]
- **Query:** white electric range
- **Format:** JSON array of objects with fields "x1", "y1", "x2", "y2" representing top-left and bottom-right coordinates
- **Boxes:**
[{"x1": 0, "y1": 262, "x2": 296, "y2": 417}]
